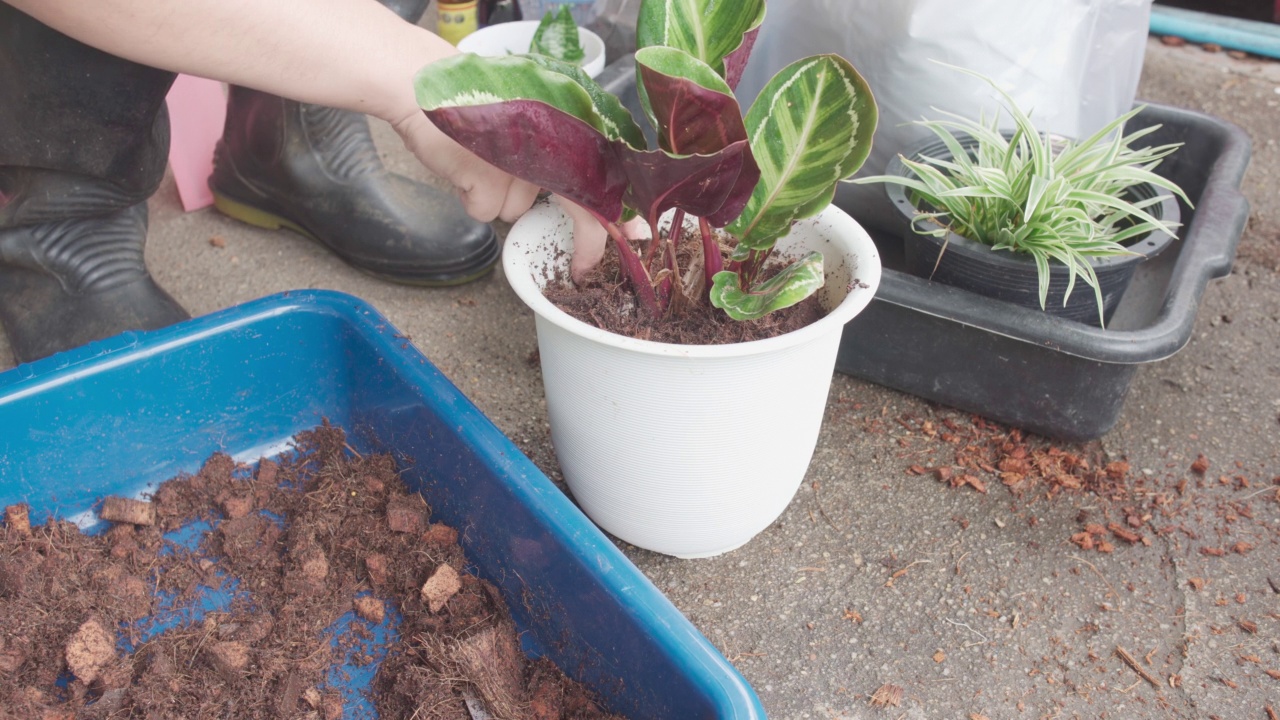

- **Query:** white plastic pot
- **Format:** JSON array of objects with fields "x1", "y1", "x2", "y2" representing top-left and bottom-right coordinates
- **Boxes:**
[
  {"x1": 504, "y1": 201, "x2": 882, "y2": 558},
  {"x1": 456, "y1": 20, "x2": 607, "y2": 78}
]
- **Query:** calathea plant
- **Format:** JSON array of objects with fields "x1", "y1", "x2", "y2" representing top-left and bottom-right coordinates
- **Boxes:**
[{"x1": 415, "y1": 0, "x2": 877, "y2": 321}]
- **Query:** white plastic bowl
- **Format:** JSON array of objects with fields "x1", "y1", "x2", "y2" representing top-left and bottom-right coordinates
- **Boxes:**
[{"x1": 456, "y1": 20, "x2": 606, "y2": 78}]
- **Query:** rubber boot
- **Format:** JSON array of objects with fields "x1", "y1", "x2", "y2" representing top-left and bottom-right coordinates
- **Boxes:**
[
  {"x1": 208, "y1": 0, "x2": 499, "y2": 287},
  {"x1": 0, "y1": 5, "x2": 189, "y2": 364},
  {"x1": 0, "y1": 204, "x2": 187, "y2": 363}
]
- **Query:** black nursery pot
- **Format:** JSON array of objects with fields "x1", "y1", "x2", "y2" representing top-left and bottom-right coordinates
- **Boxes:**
[{"x1": 886, "y1": 138, "x2": 1180, "y2": 327}]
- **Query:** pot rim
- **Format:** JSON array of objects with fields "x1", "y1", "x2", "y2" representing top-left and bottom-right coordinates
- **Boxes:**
[
  {"x1": 907, "y1": 201, "x2": 1179, "y2": 273},
  {"x1": 503, "y1": 202, "x2": 882, "y2": 359},
  {"x1": 884, "y1": 132, "x2": 1182, "y2": 270}
]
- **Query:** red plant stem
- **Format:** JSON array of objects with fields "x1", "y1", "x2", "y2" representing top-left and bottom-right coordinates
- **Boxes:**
[
  {"x1": 740, "y1": 247, "x2": 773, "y2": 287},
  {"x1": 657, "y1": 210, "x2": 686, "y2": 309},
  {"x1": 668, "y1": 210, "x2": 687, "y2": 248},
  {"x1": 586, "y1": 208, "x2": 661, "y2": 317},
  {"x1": 699, "y1": 216, "x2": 722, "y2": 291},
  {"x1": 643, "y1": 216, "x2": 663, "y2": 265}
]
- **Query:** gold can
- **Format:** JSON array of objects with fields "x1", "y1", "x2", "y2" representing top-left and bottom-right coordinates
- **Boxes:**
[{"x1": 436, "y1": 0, "x2": 479, "y2": 45}]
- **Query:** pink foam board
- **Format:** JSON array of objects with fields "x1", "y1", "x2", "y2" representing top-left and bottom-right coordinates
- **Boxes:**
[{"x1": 165, "y1": 74, "x2": 227, "y2": 212}]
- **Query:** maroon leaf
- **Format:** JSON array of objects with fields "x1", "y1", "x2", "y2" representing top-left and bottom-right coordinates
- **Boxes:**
[
  {"x1": 723, "y1": 25, "x2": 761, "y2": 90},
  {"x1": 705, "y1": 148, "x2": 760, "y2": 227},
  {"x1": 424, "y1": 100, "x2": 628, "y2": 221},
  {"x1": 621, "y1": 141, "x2": 755, "y2": 224},
  {"x1": 638, "y1": 62, "x2": 749, "y2": 156}
]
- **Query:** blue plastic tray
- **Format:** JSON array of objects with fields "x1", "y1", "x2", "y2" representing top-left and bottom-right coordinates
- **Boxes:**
[{"x1": 0, "y1": 290, "x2": 764, "y2": 719}]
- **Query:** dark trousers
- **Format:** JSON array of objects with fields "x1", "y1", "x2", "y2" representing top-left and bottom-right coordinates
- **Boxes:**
[{"x1": 0, "y1": 3, "x2": 176, "y2": 227}]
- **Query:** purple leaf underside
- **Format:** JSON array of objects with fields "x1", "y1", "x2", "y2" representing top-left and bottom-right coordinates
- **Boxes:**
[
  {"x1": 639, "y1": 65, "x2": 748, "y2": 156},
  {"x1": 705, "y1": 147, "x2": 759, "y2": 227},
  {"x1": 723, "y1": 26, "x2": 761, "y2": 91},
  {"x1": 622, "y1": 140, "x2": 757, "y2": 223},
  {"x1": 425, "y1": 101, "x2": 628, "y2": 221}
]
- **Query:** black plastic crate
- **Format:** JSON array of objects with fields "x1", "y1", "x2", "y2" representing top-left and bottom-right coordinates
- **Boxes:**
[{"x1": 834, "y1": 103, "x2": 1252, "y2": 440}]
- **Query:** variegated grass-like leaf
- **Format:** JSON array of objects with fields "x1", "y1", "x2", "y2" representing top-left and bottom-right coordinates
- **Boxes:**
[
  {"x1": 728, "y1": 54, "x2": 877, "y2": 253},
  {"x1": 854, "y1": 63, "x2": 1190, "y2": 325}
]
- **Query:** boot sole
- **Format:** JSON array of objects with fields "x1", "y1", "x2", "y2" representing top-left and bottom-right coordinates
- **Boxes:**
[{"x1": 211, "y1": 191, "x2": 498, "y2": 288}]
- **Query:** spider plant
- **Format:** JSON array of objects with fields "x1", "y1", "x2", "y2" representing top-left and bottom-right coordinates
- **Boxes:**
[{"x1": 856, "y1": 66, "x2": 1190, "y2": 326}]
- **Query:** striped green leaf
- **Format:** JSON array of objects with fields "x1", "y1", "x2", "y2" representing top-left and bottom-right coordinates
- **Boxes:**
[
  {"x1": 709, "y1": 251, "x2": 824, "y2": 320},
  {"x1": 727, "y1": 54, "x2": 877, "y2": 251},
  {"x1": 636, "y1": 0, "x2": 765, "y2": 88},
  {"x1": 531, "y1": 5, "x2": 585, "y2": 64}
]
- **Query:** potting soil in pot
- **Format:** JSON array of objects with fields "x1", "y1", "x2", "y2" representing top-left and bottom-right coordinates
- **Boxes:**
[
  {"x1": 0, "y1": 424, "x2": 625, "y2": 719},
  {"x1": 544, "y1": 227, "x2": 825, "y2": 344}
]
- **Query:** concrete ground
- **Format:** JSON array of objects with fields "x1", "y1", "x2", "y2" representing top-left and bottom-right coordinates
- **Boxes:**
[{"x1": 3, "y1": 36, "x2": 1278, "y2": 720}]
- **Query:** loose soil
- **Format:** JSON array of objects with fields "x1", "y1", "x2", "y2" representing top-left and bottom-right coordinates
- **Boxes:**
[
  {"x1": 544, "y1": 226, "x2": 826, "y2": 345},
  {"x1": 0, "y1": 424, "x2": 625, "y2": 720}
]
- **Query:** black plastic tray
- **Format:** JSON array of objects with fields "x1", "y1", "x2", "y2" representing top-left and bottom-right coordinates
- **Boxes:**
[
  {"x1": 835, "y1": 103, "x2": 1251, "y2": 440},
  {"x1": 596, "y1": 57, "x2": 1253, "y2": 440}
]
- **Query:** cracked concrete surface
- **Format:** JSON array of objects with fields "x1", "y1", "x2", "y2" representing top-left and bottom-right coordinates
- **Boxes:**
[{"x1": 2, "y1": 34, "x2": 1278, "y2": 720}]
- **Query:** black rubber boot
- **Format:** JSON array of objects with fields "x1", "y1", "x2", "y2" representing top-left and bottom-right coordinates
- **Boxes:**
[
  {"x1": 0, "y1": 4, "x2": 189, "y2": 364},
  {"x1": 208, "y1": 0, "x2": 498, "y2": 287},
  {"x1": 209, "y1": 89, "x2": 500, "y2": 287},
  {"x1": 0, "y1": 204, "x2": 188, "y2": 364}
]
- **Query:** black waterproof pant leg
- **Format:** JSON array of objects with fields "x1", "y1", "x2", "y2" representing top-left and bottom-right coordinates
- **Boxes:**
[
  {"x1": 0, "y1": 4, "x2": 187, "y2": 364},
  {"x1": 0, "y1": 3, "x2": 176, "y2": 226}
]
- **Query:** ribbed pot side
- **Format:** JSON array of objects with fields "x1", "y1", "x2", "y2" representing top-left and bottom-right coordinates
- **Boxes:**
[{"x1": 504, "y1": 201, "x2": 882, "y2": 558}]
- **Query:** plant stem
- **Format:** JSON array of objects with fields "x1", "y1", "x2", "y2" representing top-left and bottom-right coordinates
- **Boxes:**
[
  {"x1": 700, "y1": 216, "x2": 722, "y2": 293},
  {"x1": 643, "y1": 216, "x2": 664, "y2": 265},
  {"x1": 658, "y1": 210, "x2": 687, "y2": 312},
  {"x1": 587, "y1": 208, "x2": 660, "y2": 317},
  {"x1": 665, "y1": 210, "x2": 684, "y2": 282},
  {"x1": 736, "y1": 247, "x2": 770, "y2": 287}
]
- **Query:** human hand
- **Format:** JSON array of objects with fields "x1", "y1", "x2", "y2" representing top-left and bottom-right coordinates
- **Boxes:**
[
  {"x1": 556, "y1": 197, "x2": 650, "y2": 285},
  {"x1": 391, "y1": 110, "x2": 540, "y2": 225}
]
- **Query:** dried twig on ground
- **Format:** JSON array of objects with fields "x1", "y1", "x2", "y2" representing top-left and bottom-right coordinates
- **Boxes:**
[{"x1": 1115, "y1": 646, "x2": 1160, "y2": 687}]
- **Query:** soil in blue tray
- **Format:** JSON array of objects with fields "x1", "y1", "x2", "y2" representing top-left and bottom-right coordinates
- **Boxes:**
[{"x1": 0, "y1": 424, "x2": 625, "y2": 719}]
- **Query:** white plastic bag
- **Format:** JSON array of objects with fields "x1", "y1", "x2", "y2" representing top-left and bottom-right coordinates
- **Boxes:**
[
  {"x1": 735, "y1": 0, "x2": 1154, "y2": 235},
  {"x1": 521, "y1": 0, "x2": 600, "y2": 25}
]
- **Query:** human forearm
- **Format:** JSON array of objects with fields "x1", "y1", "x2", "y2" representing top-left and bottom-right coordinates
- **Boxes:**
[{"x1": 5, "y1": 0, "x2": 450, "y2": 126}]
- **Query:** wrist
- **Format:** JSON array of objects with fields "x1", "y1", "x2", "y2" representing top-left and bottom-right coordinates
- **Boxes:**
[{"x1": 368, "y1": 23, "x2": 459, "y2": 128}]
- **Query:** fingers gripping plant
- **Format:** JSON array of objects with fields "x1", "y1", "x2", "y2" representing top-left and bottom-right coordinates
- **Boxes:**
[{"x1": 415, "y1": 0, "x2": 877, "y2": 321}]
